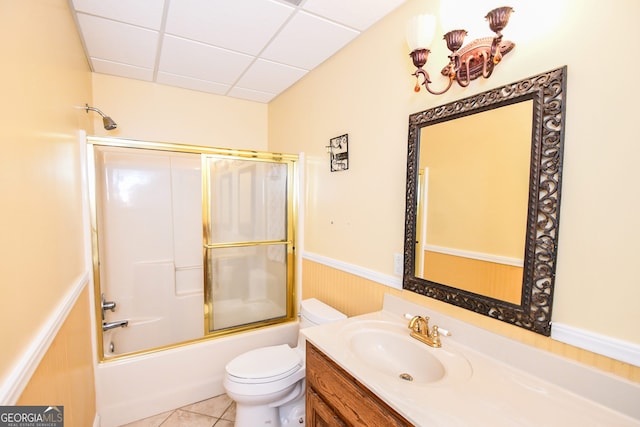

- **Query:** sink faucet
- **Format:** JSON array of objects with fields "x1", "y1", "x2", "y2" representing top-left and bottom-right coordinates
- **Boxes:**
[{"x1": 407, "y1": 315, "x2": 441, "y2": 348}]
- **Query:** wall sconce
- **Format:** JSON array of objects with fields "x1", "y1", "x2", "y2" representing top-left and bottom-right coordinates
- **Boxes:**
[
  {"x1": 407, "y1": 6, "x2": 515, "y2": 95},
  {"x1": 326, "y1": 134, "x2": 349, "y2": 172}
]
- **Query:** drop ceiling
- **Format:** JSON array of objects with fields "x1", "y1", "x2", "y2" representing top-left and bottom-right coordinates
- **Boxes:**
[{"x1": 70, "y1": 0, "x2": 407, "y2": 103}]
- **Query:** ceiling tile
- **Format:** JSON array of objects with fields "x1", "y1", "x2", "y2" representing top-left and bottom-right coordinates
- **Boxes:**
[
  {"x1": 227, "y1": 87, "x2": 277, "y2": 103},
  {"x1": 77, "y1": 14, "x2": 158, "y2": 68},
  {"x1": 261, "y1": 11, "x2": 359, "y2": 70},
  {"x1": 165, "y1": 0, "x2": 294, "y2": 55},
  {"x1": 235, "y1": 59, "x2": 307, "y2": 94},
  {"x1": 303, "y1": 0, "x2": 406, "y2": 31},
  {"x1": 71, "y1": 0, "x2": 165, "y2": 30},
  {"x1": 91, "y1": 58, "x2": 154, "y2": 82},
  {"x1": 156, "y1": 72, "x2": 230, "y2": 95},
  {"x1": 158, "y1": 35, "x2": 253, "y2": 85}
]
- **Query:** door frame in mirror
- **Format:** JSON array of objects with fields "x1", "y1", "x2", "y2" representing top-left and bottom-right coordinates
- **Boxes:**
[{"x1": 403, "y1": 67, "x2": 567, "y2": 336}]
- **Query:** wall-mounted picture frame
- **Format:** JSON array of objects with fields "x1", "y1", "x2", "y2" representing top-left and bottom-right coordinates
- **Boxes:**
[{"x1": 328, "y1": 134, "x2": 349, "y2": 172}]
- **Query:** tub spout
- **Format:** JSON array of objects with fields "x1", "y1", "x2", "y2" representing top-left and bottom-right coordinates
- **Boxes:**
[{"x1": 103, "y1": 319, "x2": 128, "y2": 331}]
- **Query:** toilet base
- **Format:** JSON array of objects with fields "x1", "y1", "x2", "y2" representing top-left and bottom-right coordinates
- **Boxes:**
[
  {"x1": 233, "y1": 397, "x2": 305, "y2": 427},
  {"x1": 235, "y1": 403, "x2": 279, "y2": 427},
  {"x1": 229, "y1": 380, "x2": 305, "y2": 427},
  {"x1": 278, "y1": 394, "x2": 305, "y2": 426}
]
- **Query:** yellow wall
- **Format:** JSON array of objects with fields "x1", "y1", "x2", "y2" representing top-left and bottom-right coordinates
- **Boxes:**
[
  {"x1": 91, "y1": 74, "x2": 269, "y2": 150},
  {"x1": 0, "y1": 0, "x2": 96, "y2": 422},
  {"x1": 270, "y1": 0, "x2": 640, "y2": 377}
]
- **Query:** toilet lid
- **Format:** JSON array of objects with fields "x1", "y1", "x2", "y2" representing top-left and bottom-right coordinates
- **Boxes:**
[
  {"x1": 301, "y1": 298, "x2": 347, "y2": 325},
  {"x1": 226, "y1": 344, "x2": 302, "y2": 384}
]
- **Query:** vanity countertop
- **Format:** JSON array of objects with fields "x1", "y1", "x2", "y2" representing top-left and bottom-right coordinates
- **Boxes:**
[{"x1": 301, "y1": 295, "x2": 640, "y2": 427}]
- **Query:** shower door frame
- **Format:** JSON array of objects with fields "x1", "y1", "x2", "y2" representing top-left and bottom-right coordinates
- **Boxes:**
[
  {"x1": 87, "y1": 136, "x2": 298, "y2": 362},
  {"x1": 202, "y1": 152, "x2": 298, "y2": 334}
]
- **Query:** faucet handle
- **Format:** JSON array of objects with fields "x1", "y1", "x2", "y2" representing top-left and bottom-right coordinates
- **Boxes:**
[
  {"x1": 436, "y1": 326, "x2": 451, "y2": 337},
  {"x1": 430, "y1": 325, "x2": 442, "y2": 347}
]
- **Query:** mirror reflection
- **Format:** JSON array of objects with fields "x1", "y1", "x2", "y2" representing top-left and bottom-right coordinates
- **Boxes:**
[
  {"x1": 416, "y1": 101, "x2": 533, "y2": 305},
  {"x1": 403, "y1": 67, "x2": 568, "y2": 335}
]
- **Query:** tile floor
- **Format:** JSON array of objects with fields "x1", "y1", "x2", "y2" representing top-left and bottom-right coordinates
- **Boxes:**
[{"x1": 121, "y1": 393, "x2": 235, "y2": 427}]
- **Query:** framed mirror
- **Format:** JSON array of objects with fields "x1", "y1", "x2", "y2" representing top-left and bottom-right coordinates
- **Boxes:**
[{"x1": 403, "y1": 67, "x2": 567, "y2": 335}]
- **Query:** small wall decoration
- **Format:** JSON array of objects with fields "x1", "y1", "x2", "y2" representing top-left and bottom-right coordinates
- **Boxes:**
[{"x1": 327, "y1": 134, "x2": 349, "y2": 172}]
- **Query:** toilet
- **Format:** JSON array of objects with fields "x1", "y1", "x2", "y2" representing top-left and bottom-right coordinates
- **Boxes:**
[{"x1": 223, "y1": 298, "x2": 347, "y2": 427}]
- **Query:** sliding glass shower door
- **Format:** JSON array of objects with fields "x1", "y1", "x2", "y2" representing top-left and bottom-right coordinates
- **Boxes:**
[{"x1": 203, "y1": 156, "x2": 295, "y2": 332}]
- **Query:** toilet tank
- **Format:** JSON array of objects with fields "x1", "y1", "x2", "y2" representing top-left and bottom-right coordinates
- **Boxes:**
[{"x1": 299, "y1": 298, "x2": 347, "y2": 329}]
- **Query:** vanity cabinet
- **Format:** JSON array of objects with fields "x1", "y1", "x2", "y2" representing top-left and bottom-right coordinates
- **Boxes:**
[{"x1": 306, "y1": 342, "x2": 412, "y2": 427}]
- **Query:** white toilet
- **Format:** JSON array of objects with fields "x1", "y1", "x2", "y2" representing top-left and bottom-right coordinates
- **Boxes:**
[{"x1": 223, "y1": 298, "x2": 347, "y2": 427}]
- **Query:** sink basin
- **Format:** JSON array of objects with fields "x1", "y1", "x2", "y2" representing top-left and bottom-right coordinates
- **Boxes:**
[
  {"x1": 340, "y1": 320, "x2": 472, "y2": 386},
  {"x1": 349, "y1": 329, "x2": 445, "y2": 383}
]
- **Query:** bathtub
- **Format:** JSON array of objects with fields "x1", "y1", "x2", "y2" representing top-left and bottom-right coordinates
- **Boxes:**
[
  {"x1": 102, "y1": 316, "x2": 197, "y2": 357},
  {"x1": 95, "y1": 320, "x2": 299, "y2": 427}
]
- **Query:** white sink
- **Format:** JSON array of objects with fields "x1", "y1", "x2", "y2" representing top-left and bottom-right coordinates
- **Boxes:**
[
  {"x1": 349, "y1": 328, "x2": 445, "y2": 383},
  {"x1": 340, "y1": 319, "x2": 472, "y2": 386}
]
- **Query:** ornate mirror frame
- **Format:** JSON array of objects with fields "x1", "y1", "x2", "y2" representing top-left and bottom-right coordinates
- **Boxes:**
[{"x1": 403, "y1": 66, "x2": 567, "y2": 336}]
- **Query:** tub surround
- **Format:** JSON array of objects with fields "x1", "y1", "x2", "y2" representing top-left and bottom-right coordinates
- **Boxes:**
[{"x1": 302, "y1": 294, "x2": 640, "y2": 426}]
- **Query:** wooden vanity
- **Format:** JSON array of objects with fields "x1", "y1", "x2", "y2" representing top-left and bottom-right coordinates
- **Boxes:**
[{"x1": 306, "y1": 341, "x2": 412, "y2": 426}]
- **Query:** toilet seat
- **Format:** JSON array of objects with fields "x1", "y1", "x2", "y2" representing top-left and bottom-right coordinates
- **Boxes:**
[{"x1": 226, "y1": 344, "x2": 302, "y2": 384}]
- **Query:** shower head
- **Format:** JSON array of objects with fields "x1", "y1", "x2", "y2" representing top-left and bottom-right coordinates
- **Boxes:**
[
  {"x1": 85, "y1": 104, "x2": 117, "y2": 130},
  {"x1": 102, "y1": 116, "x2": 117, "y2": 131}
]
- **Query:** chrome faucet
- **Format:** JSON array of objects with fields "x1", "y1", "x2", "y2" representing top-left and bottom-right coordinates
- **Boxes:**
[
  {"x1": 407, "y1": 315, "x2": 441, "y2": 348},
  {"x1": 103, "y1": 319, "x2": 128, "y2": 331}
]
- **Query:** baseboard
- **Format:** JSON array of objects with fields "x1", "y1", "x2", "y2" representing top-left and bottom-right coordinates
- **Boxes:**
[
  {"x1": 302, "y1": 251, "x2": 402, "y2": 290},
  {"x1": 551, "y1": 322, "x2": 640, "y2": 367},
  {"x1": 0, "y1": 271, "x2": 90, "y2": 404}
]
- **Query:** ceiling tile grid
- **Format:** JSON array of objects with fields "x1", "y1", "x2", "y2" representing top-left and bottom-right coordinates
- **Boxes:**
[{"x1": 70, "y1": 0, "x2": 406, "y2": 103}]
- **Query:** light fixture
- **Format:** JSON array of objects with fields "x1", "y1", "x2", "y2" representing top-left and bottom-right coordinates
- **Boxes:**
[
  {"x1": 85, "y1": 104, "x2": 117, "y2": 130},
  {"x1": 407, "y1": 6, "x2": 515, "y2": 95},
  {"x1": 326, "y1": 134, "x2": 349, "y2": 172}
]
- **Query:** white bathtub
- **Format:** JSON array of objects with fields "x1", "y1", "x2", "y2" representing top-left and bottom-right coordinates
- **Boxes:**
[
  {"x1": 95, "y1": 320, "x2": 299, "y2": 427},
  {"x1": 101, "y1": 308, "x2": 201, "y2": 358}
]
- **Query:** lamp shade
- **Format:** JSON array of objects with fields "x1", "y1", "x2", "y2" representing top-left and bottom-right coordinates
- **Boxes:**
[{"x1": 406, "y1": 14, "x2": 436, "y2": 51}]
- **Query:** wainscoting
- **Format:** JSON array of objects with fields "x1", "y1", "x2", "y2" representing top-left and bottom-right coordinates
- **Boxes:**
[
  {"x1": 423, "y1": 249, "x2": 522, "y2": 304},
  {"x1": 16, "y1": 285, "x2": 96, "y2": 427}
]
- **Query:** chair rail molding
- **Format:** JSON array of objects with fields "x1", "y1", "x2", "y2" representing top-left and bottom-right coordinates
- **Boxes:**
[
  {"x1": 302, "y1": 251, "x2": 402, "y2": 290},
  {"x1": 551, "y1": 322, "x2": 640, "y2": 367}
]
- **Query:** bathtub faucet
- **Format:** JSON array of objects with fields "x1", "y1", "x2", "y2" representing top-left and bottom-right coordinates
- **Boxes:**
[{"x1": 103, "y1": 319, "x2": 129, "y2": 331}]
